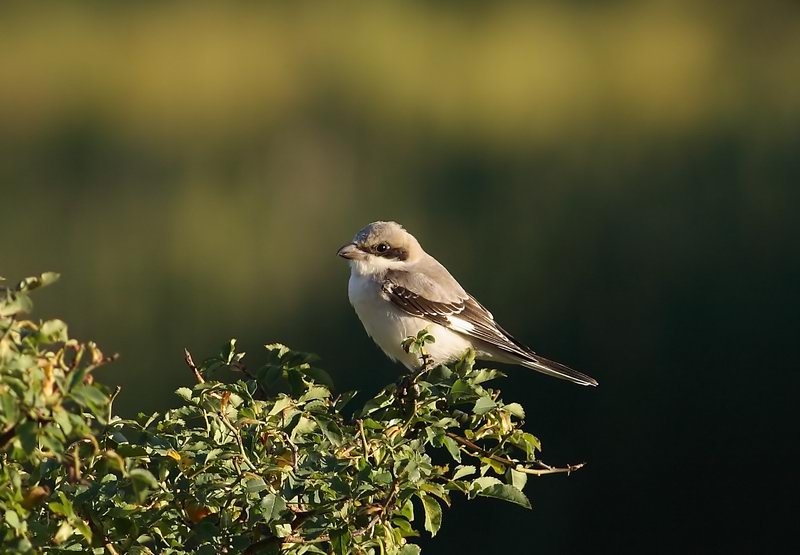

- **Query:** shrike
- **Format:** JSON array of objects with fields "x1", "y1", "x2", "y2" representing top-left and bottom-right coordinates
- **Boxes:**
[{"x1": 337, "y1": 221, "x2": 598, "y2": 386}]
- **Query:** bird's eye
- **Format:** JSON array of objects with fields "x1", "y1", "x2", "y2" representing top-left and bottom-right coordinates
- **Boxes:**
[{"x1": 375, "y1": 243, "x2": 390, "y2": 254}]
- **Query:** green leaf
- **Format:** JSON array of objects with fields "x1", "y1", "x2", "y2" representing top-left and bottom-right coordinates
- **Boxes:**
[
  {"x1": 65, "y1": 363, "x2": 91, "y2": 393},
  {"x1": 330, "y1": 527, "x2": 351, "y2": 555},
  {"x1": 73, "y1": 518, "x2": 93, "y2": 542},
  {"x1": 4, "y1": 509, "x2": 22, "y2": 532},
  {"x1": 313, "y1": 415, "x2": 343, "y2": 446},
  {"x1": 271, "y1": 522, "x2": 292, "y2": 538},
  {"x1": 418, "y1": 493, "x2": 442, "y2": 537},
  {"x1": 40, "y1": 319, "x2": 68, "y2": 342},
  {"x1": 175, "y1": 387, "x2": 193, "y2": 401},
  {"x1": 48, "y1": 502, "x2": 68, "y2": 517},
  {"x1": 53, "y1": 407, "x2": 73, "y2": 436},
  {"x1": 510, "y1": 468, "x2": 528, "y2": 491},
  {"x1": 399, "y1": 544, "x2": 422, "y2": 555},
  {"x1": 115, "y1": 444, "x2": 148, "y2": 457},
  {"x1": 504, "y1": 402, "x2": 525, "y2": 419},
  {"x1": 397, "y1": 499, "x2": 414, "y2": 521},
  {"x1": 303, "y1": 367, "x2": 335, "y2": 389},
  {"x1": 246, "y1": 477, "x2": 268, "y2": 494},
  {"x1": 221, "y1": 338, "x2": 238, "y2": 363},
  {"x1": 129, "y1": 469, "x2": 159, "y2": 503},
  {"x1": 478, "y1": 483, "x2": 532, "y2": 509},
  {"x1": 481, "y1": 456, "x2": 506, "y2": 475},
  {"x1": 452, "y1": 465, "x2": 476, "y2": 481},
  {"x1": 268, "y1": 396, "x2": 293, "y2": 416},
  {"x1": 17, "y1": 419, "x2": 37, "y2": 453},
  {"x1": 472, "y1": 396, "x2": 497, "y2": 415},
  {"x1": 392, "y1": 516, "x2": 418, "y2": 538},
  {"x1": 334, "y1": 390, "x2": 358, "y2": 411},
  {"x1": 260, "y1": 493, "x2": 287, "y2": 524},
  {"x1": 441, "y1": 435, "x2": 461, "y2": 462},
  {"x1": 509, "y1": 431, "x2": 541, "y2": 459},
  {"x1": 264, "y1": 343, "x2": 291, "y2": 358},
  {"x1": 300, "y1": 386, "x2": 330, "y2": 402},
  {"x1": 471, "y1": 476, "x2": 502, "y2": 492},
  {"x1": 472, "y1": 368, "x2": 504, "y2": 384},
  {"x1": 40, "y1": 272, "x2": 61, "y2": 287},
  {"x1": 69, "y1": 384, "x2": 108, "y2": 408},
  {"x1": 129, "y1": 468, "x2": 159, "y2": 487},
  {"x1": 53, "y1": 521, "x2": 73, "y2": 544},
  {"x1": 288, "y1": 415, "x2": 317, "y2": 441},
  {"x1": 0, "y1": 292, "x2": 33, "y2": 316},
  {"x1": 449, "y1": 379, "x2": 473, "y2": 400}
]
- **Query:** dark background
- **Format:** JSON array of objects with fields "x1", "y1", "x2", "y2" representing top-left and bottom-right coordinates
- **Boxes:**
[{"x1": 3, "y1": 2, "x2": 798, "y2": 553}]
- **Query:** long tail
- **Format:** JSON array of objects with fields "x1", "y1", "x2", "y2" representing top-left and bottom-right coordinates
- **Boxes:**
[{"x1": 518, "y1": 353, "x2": 598, "y2": 386}]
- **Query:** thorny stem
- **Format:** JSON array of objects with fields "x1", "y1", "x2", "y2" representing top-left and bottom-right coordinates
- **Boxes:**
[{"x1": 446, "y1": 432, "x2": 585, "y2": 476}]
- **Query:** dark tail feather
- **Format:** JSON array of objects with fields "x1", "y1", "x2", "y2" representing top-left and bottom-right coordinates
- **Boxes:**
[{"x1": 519, "y1": 353, "x2": 598, "y2": 386}]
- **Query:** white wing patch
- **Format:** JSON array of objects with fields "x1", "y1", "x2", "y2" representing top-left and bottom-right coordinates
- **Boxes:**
[
  {"x1": 448, "y1": 315, "x2": 475, "y2": 333},
  {"x1": 378, "y1": 272, "x2": 599, "y2": 386}
]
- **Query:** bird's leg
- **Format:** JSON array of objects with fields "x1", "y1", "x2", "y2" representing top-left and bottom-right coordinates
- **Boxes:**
[
  {"x1": 398, "y1": 355, "x2": 438, "y2": 424},
  {"x1": 397, "y1": 373, "x2": 416, "y2": 401},
  {"x1": 397, "y1": 368, "x2": 421, "y2": 404},
  {"x1": 417, "y1": 351, "x2": 434, "y2": 374}
]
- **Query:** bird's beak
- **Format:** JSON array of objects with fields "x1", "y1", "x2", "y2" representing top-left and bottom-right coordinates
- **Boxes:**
[{"x1": 337, "y1": 243, "x2": 364, "y2": 260}]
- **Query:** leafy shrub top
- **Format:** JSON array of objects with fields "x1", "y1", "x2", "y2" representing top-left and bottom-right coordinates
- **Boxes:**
[{"x1": 0, "y1": 274, "x2": 583, "y2": 554}]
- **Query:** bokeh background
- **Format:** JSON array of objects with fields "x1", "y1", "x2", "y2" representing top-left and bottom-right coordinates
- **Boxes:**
[{"x1": 3, "y1": 1, "x2": 798, "y2": 552}]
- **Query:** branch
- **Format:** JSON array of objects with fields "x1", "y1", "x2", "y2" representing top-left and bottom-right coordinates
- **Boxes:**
[
  {"x1": 357, "y1": 419, "x2": 370, "y2": 462},
  {"x1": 184, "y1": 348, "x2": 205, "y2": 384},
  {"x1": 446, "y1": 432, "x2": 585, "y2": 476},
  {"x1": 0, "y1": 315, "x2": 15, "y2": 344},
  {"x1": 218, "y1": 410, "x2": 257, "y2": 471}
]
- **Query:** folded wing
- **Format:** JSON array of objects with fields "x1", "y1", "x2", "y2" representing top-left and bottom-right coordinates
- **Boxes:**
[{"x1": 382, "y1": 271, "x2": 597, "y2": 386}]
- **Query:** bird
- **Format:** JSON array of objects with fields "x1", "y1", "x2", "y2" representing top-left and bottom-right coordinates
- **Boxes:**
[{"x1": 337, "y1": 221, "x2": 598, "y2": 386}]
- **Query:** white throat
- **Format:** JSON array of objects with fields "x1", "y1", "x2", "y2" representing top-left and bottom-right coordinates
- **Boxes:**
[{"x1": 349, "y1": 256, "x2": 406, "y2": 278}]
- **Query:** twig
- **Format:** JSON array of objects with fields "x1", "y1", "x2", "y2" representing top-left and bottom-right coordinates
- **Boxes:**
[
  {"x1": 243, "y1": 537, "x2": 281, "y2": 554},
  {"x1": 446, "y1": 432, "x2": 585, "y2": 476},
  {"x1": 357, "y1": 419, "x2": 370, "y2": 462},
  {"x1": 218, "y1": 411, "x2": 256, "y2": 471},
  {"x1": 87, "y1": 513, "x2": 120, "y2": 555},
  {"x1": 354, "y1": 472, "x2": 399, "y2": 538},
  {"x1": 0, "y1": 315, "x2": 16, "y2": 344},
  {"x1": 244, "y1": 534, "x2": 331, "y2": 554},
  {"x1": 277, "y1": 430, "x2": 299, "y2": 470},
  {"x1": 230, "y1": 360, "x2": 258, "y2": 381},
  {"x1": 102, "y1": 386, "x2": 122, "y2": 448},
  {"x1": 184, "y1": 348, "x2": 205, "y2": 383}
]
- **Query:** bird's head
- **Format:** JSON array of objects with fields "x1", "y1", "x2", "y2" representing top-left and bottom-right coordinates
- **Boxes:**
[{"x1": 337, "y1": 221, "x2": 422, "y2": 275}]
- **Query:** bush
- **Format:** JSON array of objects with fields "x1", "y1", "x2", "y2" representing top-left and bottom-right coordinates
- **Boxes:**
[{"x1": 0, "y1": 274, "x2": 584, "y2": 554}]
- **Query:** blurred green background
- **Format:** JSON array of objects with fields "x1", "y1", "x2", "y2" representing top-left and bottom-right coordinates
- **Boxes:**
[{"x1": 3, "y1": 1, "x2": 798, "y2": 552}]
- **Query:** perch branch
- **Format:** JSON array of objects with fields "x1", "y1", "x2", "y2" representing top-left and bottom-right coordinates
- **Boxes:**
[
  {"x1": 184, "y1": 348, "x2": 205, "y2": 383},
  {"x1": 446, "y1": 432, "x2": 585, "y2": 476}
]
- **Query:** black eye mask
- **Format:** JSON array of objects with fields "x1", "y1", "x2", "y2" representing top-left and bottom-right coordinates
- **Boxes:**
[{"x1": 363, "y1": 243, "x2": 408, "y2": 261}]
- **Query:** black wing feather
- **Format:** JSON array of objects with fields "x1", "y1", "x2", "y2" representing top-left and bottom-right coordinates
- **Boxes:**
[
  {"x1": 381, "y1": 277, "x2": 598, "y2": 386},
  {"x1": 382, "y1": 279, "x2": 534, "y2": 360}
]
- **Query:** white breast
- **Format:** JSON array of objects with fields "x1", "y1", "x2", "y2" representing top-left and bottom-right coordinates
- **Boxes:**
[{"x1": 347, "y1": 271, "x2": 474, "y2": 370}]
